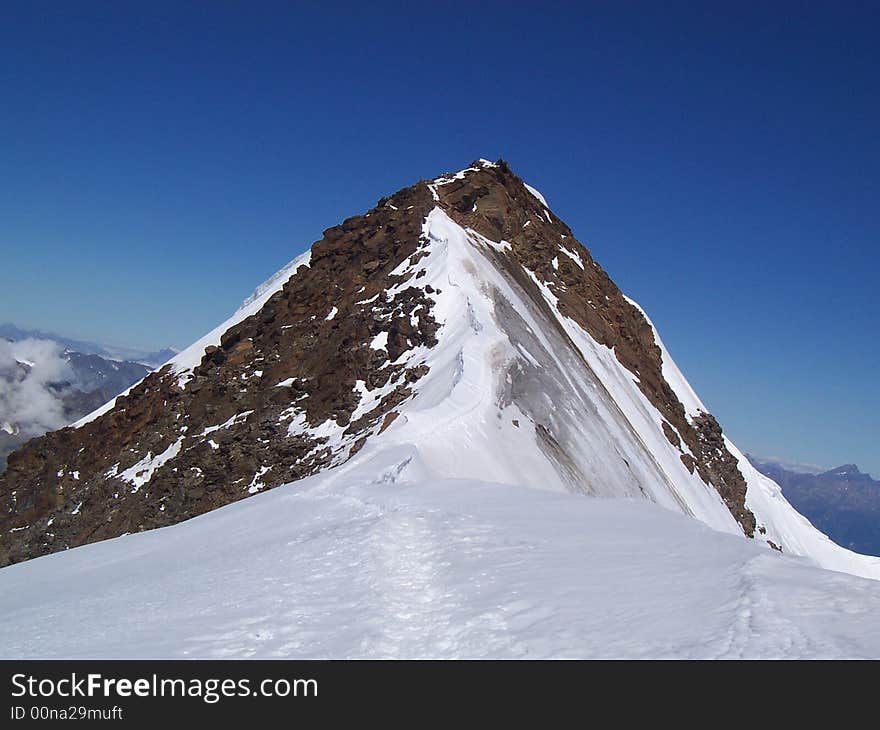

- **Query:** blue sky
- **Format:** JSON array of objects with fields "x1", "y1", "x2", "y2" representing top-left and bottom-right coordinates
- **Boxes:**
[{"x1": 1, "y1": 2, "x2": 877, "y2": 475}]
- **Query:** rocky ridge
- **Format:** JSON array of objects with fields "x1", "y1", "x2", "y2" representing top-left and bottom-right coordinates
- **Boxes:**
[{"x1": 0, "y1": 160, "x2": 757, "y2": 566}]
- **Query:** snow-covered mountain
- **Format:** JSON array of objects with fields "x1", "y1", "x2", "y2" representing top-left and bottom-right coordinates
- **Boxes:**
[{"x1": 1, "y1": 160, "x2": 878, "y2": 658}]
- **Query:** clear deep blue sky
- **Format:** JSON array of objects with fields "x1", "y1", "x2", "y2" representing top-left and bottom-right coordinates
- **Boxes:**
[{"x1": 1, "y1": 2, "x2": 877, "y2": 475}]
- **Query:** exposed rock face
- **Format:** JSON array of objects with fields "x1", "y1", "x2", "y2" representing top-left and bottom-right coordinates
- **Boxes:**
[{"x1": 0, "y1": 160, "x2": 756, "y2": 566}]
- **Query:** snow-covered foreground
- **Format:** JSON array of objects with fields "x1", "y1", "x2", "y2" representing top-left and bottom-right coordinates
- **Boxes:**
[{"x1": 2, "y1": 455, "x2": 879, "y2": 659}]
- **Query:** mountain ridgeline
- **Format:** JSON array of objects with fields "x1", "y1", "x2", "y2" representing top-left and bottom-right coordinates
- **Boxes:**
[{"x1": 0, "y1": 160, "x2": 876, "y2": 580}]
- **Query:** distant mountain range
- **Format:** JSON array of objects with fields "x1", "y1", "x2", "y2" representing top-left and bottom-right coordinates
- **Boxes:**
[
  {"x1": 748, "y1": 456, "x2": 880, "y2": 556},
  {"x1": 0, "y1": 323, "x2": 177, "y2": 368},
  {"x1": 0, "y1": 332, "x2": 152, "y2": 472}
]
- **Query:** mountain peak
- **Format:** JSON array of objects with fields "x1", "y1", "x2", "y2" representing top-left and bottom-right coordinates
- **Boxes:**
[
  {"x1": 823, "y1": 464, "x2": 868, "y2": 479},
  {"x1": 1, "y1": 160, "x2": 877, "y2": 581},
  {"x1": 829, "y1": 464, "x2": 861, "y2": 473}
]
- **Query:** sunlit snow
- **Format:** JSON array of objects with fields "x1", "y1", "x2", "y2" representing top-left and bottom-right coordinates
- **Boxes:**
[{"x1": 1, "y1": 458, "x2": 879, "y2": 658}]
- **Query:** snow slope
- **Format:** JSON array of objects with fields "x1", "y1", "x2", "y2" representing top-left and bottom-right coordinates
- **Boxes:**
[{"x1": 1, "y1": 449, "x2": 879, "y2": 659}]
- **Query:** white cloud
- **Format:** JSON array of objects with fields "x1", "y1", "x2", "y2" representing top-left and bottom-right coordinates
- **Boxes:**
[{"x1": 0, "y1": 338, "x2": 75, "y2": 437}]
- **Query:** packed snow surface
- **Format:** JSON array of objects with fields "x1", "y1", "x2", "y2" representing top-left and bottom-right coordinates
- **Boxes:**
[{"x1": 1, "y1": 451, "x2": 879, "y2": 659}]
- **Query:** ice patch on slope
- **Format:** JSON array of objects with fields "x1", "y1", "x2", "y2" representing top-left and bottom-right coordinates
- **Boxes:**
[
  {"x1": 119, "y1": 437, "x2": 183, "y2": 493},
  {"x1": 200, "y1": 411, "x2": 253, "y2": 437},
  {"x1": 523, "y1": 183, "x2": 549, "y2": 208},
  {"x1": 558, "y1": 245, "x2": 584, "y2": 270},
  {"x1": 369, "y1": 331, "x2": 389, "y2": 351}
]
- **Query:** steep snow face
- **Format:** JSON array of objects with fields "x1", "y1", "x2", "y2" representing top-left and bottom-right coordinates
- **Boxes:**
[
  {"x1": 355, "y1": 208, "x2": 741, "y2": 535},
  {"x1": 1, "y1": 455, "x2": 879, "y2": 659}
]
